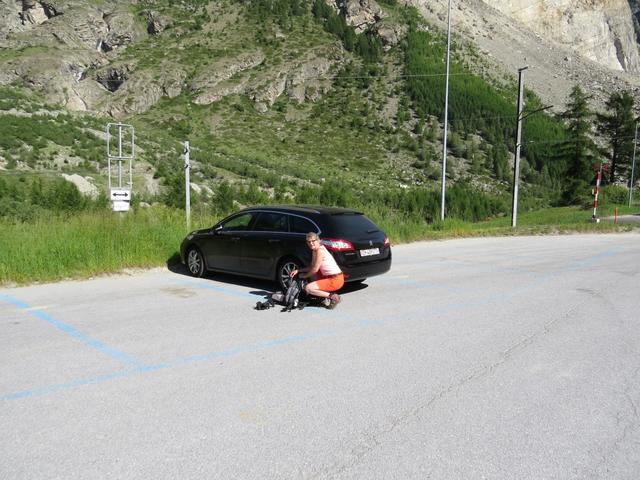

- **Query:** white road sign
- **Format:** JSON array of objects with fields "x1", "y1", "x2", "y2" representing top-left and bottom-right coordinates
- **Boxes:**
[
  {"x1": 110, "y1": 188, "x2": 131, "y2": 212},
  {"x1": 110, "y1": 188, "x2": 131, "y2": 201},
  {"x1": 112, "y1": 200, "x2": 130, "y2": 212}
]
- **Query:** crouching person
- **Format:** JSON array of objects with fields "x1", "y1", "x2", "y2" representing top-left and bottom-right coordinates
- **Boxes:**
[{"x1": 290, "y1": 232, "x2": 344, "y2": 309}]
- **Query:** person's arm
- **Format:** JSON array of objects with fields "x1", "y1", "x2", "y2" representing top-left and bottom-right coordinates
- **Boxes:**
[
  {"x1": 293, "y1": 265, "x2": 309, "y2": 276},
  {"x1": 291, "y1": 249, "x2": 322, "y2": 278},
  {"x1": 300, "y1": 249, "x2": 322, "y2": 278}
]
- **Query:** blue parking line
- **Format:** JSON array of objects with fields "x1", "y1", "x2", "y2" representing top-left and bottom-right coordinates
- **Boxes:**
[
  {"x1": 0, "y1": 245, "x2": 625, "y2": 402},
  {"x1": 0, "y1": 324, "x2": 364, "y2": 401},
  {"x1": 1, "y1": 370, "x2": 136, "y2": 401},
  {"x1": 0, "y1": 293, "x2": 145, "y2": 369}
]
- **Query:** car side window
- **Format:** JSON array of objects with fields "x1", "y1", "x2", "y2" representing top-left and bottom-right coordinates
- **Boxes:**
[
  {"x1": 289, "y1": 215, "x2": 317, "y2": 234},
  {"x1": 254, "y1": 212, "x2": 288, "y2": 232},
  {"x1": 222, "y1": 213, "x2": 254, "y2": 231}
]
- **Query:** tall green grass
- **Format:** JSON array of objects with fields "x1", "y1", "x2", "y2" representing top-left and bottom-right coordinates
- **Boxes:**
[
  {"x1": 0, "y1": 204, "x2": 636, "y2": 286},
  {"x1": 0, "y1": 206, "x2": 216, "y2": 285},
  {"x1": 372, "y1": 204, "x2": 637, "y2": 244}
]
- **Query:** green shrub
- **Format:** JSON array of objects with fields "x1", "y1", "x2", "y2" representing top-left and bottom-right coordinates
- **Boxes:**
[{"x1": 602, "y1": 184, "x2": 629, "y2": 205}]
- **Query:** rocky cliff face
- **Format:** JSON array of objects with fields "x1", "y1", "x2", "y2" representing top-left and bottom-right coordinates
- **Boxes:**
[
  {"x1": 407, "y1": 0, "x2": 640, "y2": 111},
  {"x1": 1, "y1": 0, "x2": 639, "y2": 117},
  {"x1": 0, "y1": 0, "x2": 147, "y2": 112},
  {"x1": 492, "y1": 0, "x2": 640, "y2": 73}
]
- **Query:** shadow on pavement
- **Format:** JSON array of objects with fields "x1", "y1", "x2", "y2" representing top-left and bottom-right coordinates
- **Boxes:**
[{"x1": 166, "y1": 253, "x2": 370, "y2": 299}]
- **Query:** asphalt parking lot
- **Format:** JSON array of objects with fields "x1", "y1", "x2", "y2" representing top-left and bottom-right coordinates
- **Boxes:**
[{"x1": 2, "y1": 233, "x2": 639, "y2": 479}]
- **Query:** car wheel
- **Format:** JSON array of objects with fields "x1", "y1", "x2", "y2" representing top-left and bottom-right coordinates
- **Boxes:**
[
  {"x1": 277, "y1": 256, "x2": 301, "y2": 290},
  {"x1": 186, "y1": 247, "x2": 206, "y2": 277}
]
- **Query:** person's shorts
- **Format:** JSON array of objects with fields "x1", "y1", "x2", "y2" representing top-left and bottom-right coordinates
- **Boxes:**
[{"x1": 314, "y1": 273, "x2": 344, "y2": 292}]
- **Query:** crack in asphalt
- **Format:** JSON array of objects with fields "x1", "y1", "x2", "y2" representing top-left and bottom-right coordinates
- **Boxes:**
[
  {"x1": 589, "y1": 364, "x2": 640, "y2": 479},
  {"x1": 311, "y1": 303, "x2": 581, "y2": 479}
]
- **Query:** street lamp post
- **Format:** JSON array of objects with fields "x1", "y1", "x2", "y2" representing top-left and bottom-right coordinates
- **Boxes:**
[
  {"x1": 440, "y1": 0, "x2": 452, "y2": 222},
  {"x1": 629, "y1": 122, "x2": 638, "y2": 208},
  {"x1": 511, "y1": 66, "x2": 528, "y2": 228}
]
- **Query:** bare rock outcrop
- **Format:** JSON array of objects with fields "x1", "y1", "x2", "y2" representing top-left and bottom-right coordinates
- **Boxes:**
[
  {"x1": 192, "y1": 47, "x2": 341, "y2": 111},
  {"x1": 61, "y1": 173, "x2": 99, "y2": 198},
  {"x1": 0, "y1": 0, "x2": 147, "y2": 112},
  {"x1": 327, "y1": 0, "x2": 404, "y2": 49},
  {"x1": 406, "y1": 0, "x2": 640, "y2": 111},
  {"x1": 0, "y1": 0, "x2": 61, "y2": 38},
  {"x1": 286, "y1": 54, "x2": 339, "y2": 103},
  {"x1": 335, "y1": 0, "x2": 385, "y2": 34},
  {"x1": 144, "y1": 10, "x2": 169, "y2": 35},
  {"x1": 191, "y1": 51, "x2": 266, "y2": 105},
  {"x1": 100, "y1": 63, "x2": 188, "y2": 117},
  {"x1": 376, "y1": 21, "x2": 408, "y2": 50},
  {"x1": 497, "y1": 0, "x2": 640, "y2": 73}
]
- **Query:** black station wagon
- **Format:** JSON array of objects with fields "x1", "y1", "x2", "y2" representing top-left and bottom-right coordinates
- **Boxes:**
[{"x1": 180, "y1": 205, "x2": 392, "y2": 289}]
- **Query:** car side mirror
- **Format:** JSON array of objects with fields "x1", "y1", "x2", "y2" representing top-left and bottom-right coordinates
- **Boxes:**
[{"x1": 213, "y1": 225, "x2": 223, "y2": 234}]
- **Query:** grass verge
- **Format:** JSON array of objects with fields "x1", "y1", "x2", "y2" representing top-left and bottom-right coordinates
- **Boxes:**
[
  {"x1": 0, "y1": 204, "x2": 637, "y2": 286},
  {"x1": 0, "y1": 206, "x2": 216, "y2": 285}
]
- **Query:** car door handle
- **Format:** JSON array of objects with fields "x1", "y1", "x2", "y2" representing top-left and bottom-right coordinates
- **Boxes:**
[
  {"x1": 268, "y1": 239, "x2": 281, "y2": 243},
  {"x1": 231, "y1": 237, "x2": 240, "y2": 242}
]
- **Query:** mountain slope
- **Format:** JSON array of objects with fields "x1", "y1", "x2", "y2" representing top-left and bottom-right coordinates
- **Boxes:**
[
  {"x1": 0, "y1": 0, "x2": 637, "y2": 222},
  {"x1": 407, "y1": 0, "x2": 640, "y2": 112}
]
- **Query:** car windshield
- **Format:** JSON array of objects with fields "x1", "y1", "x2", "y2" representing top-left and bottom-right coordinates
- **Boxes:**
[{"x1": 324, "y1": 213, "x2": 380, "y2": 236}]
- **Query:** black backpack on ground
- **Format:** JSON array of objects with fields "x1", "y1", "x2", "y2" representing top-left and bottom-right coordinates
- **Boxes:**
[{"x1": 255, "y1": 276, "x2": 308, "y2": 312}]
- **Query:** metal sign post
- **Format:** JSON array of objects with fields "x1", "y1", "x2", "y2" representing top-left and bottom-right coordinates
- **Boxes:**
[
  {"x1": 184, "y1": 141, "x2": 191, "y2": 230},
  {"x1": 106, "y1": 123, "x2": 135, "y2": 212}
]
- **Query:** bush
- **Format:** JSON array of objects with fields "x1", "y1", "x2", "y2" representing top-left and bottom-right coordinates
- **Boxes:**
[{"x1": 602, "y1": 184, "x2": 629, "y2": 205}]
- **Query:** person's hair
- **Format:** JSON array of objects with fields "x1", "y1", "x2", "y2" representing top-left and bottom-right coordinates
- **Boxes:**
[{"x1": 306, "y1": 232, "x2": 319, "y2": 242}]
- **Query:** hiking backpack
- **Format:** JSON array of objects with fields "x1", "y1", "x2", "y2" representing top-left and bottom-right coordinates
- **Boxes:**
[
  {"x1": 254, "y1": 276, "x2": 307, "y2": 311},
  {"x1": 282, "y1": 276, "x2": 307, "y2": 311}
]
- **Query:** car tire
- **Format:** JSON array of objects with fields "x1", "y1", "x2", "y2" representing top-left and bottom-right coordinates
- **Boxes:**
[
  {"x1": 186, "y1": 247, "x2": 206, "y2": 278},
  {"x1": 277, "y1": 256, "x2": 301, "y2": 290}
]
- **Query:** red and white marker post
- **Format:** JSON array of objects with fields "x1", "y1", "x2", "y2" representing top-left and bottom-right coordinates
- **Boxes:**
[
  {"x1": 592, "y1": 164, "x2": 602, "y2": 223},
  {"x1": 591, "y1": 163, "x2": 611, "y2": 222}
]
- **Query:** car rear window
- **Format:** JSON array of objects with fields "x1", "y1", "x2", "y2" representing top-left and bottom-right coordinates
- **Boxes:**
[
  {"x1": 290, "y1": 215, "x2": 318, "y2": 234},
  {"x1": 324, "y1": 213, "x2": 380, "y2": 236}
]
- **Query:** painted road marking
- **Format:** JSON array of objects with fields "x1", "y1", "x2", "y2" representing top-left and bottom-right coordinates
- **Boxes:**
[
  {"x1": 0, "y1": 293, "x2": 146, "y2": 369},
  {"x1": 0, "y1": 246, "x2": 624, "y2": 402}
]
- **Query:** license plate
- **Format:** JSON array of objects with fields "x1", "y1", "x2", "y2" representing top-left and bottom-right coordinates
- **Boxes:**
[{"x1": 359, "y1": 248, "x2": 379, "y2": 257}]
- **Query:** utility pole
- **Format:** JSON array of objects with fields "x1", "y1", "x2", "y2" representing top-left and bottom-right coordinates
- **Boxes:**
[
  {"x1": 511, "y1": 66, "x2": 528, "y2": 228},
  {"x1": 440, "y1": 0, "x2": 452, "y2": 222},
  {"x1": 184, "y1": 141, "x2": 191, "y2": 230},
  {"x1": 629, "y1": 122, "x2": 638, "y2": 208}
]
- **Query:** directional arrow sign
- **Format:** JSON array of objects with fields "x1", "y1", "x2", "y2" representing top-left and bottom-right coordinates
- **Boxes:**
[
  {"x1": 110, "y1": 188, "x2": 131, "y2": 211},
  {"x1": 110, "y1": 188, "x2": 131, "y2": 201}
]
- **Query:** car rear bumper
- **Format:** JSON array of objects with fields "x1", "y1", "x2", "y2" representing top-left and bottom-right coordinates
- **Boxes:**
[{"x1": 341, "y1": 255, "x2": 392, "y2": 282}]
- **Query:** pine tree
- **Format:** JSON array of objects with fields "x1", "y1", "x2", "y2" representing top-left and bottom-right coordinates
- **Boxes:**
[
  {"x1": 597, "y1": 90, "x2": 636, "y2": 184},
  {"x1": 559, "y1": 85, "x2": 599, "y2": 203}
]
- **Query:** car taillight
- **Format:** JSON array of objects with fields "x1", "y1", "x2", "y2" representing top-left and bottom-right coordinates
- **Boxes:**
[
  {"x1": 320, "y1": 238, "x2": 354, "y2": 252},
  {"x1": 384, "y1": 236, "x2": 390, "y2": 247}
]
